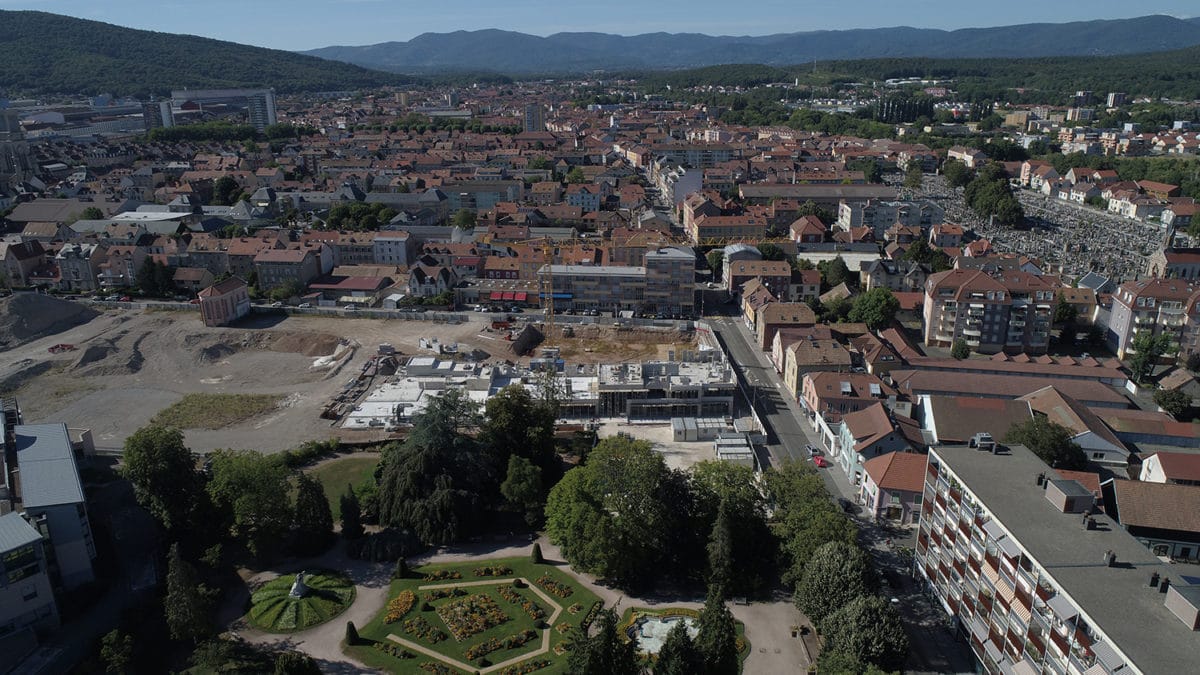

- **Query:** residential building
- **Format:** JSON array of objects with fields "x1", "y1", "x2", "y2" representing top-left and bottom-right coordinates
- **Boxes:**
[
  {"x1": 860, "y1": 451, "x2": 927, "y2": 525},
  {"x1": 895, "y1": 370, "x2": 1130, "y2": 409},
  {"x1": 782, "y1": 336, "x2": 852, "y2": 400},
  {"x1": 689, "y1": 214, "x2": 766, "y2": 244},
  {"x1": 725, "y1": 260, "x2": 792, "y2": 300},
  {"x1": 373, "y1": 231, "x2": 415, "y2": 267},
  {"x1": 172, "y1": 267, "x2": 215, "y2": 294},
  {"x1": 0, "y1": 241, "x2": 45, "y2": 287},
  {"x1": 0, "y1": 513, "x2": 58, "y2": 637},
  {"x1": 55, "y1": 243, "x2": 103, "y2": 293},
  {"x1": 197, "y1": 277, "x2": 251, "y2": 327},
  {"x1": 835, "y1": 402, "x2": 918, "y2": 485},
  {"x1": 96, "y1": 245, "x2": 147, "y2": 289},
  {"x1": 254, "y1": 247, "x2": 321, "y2": 291},
  {"x1": 793, "y1": 269, "x2": 821, "y2": 303},
  {"x1": 800, "y1": 372, "x2": 896, "y2": 451},
  {"x1": 1018, "y1": 386, "x2": 1131, "y2": 466},
  {"x1": 1106, "y1": 278, "x2": 1200, "y2": 359},
  {"x1": 1138, "y1": 452, "x2": 1200, "y2": 486},
  {"x1": 861, "y1": 259, "x2": 927, "y2": 292},
  {"x1": 754, "y1": 302, "x2": 817, "y2": 350},
  {"x1": 539, "y1": 247, "x2": 695, "y2": 316},
  {"x1": 523, "y1": 103, "x2": 545, "y2": 133},
  {"x1": 919, "y1": 395, "x2": 1033, "y2": 446},
  {"x1": 1104, "y1": 480, "x2": 1200, "y2": 562},
  {"x1": 916, "y1": 443, "x2": 1200, "y2": 675},
  {"x1": 923, "y1": 269, "x2": 1055, "y2": 354},
  {"x1": 10, "y1": 424, "x2": 95, "y2": 589}
]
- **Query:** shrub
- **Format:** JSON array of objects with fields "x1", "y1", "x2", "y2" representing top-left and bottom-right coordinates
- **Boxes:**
[
  {"x1": 472, "y1": 565, "x2": 513, "y2": 577},
  {"x1": 393, "y1": 557, "x2": 410, "y2": 579},
  {"x1": 345, "y1": 621, "x2": 359, "y2": 645},
  {"x1": 423, "y1": 569, "x2": 463, "y2": 582},
  {"x1": 531, "y1": 543, "x2": 543, "y2": 564}
]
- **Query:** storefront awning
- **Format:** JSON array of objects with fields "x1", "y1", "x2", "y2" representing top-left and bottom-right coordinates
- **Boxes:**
[
  {"x1": 489, "y1": 292, "x2": 503, "y2": 300},
  {"x1": 502, "y1": 291, "x2": 515, "y2": 301},
  {"x1": 514, "y1": 292, "x2": 528, "y2": 301}
]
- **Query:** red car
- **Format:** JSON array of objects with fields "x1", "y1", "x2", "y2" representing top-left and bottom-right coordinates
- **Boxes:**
[
  {"x1": 813, "y1": 455, "x2": 829, "y2": 468},
  {"x1": 118, "y1": 295, "x2": 131, "y2": 302}
]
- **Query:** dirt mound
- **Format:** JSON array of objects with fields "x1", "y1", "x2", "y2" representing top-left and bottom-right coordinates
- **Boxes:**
[
  {"x1": 0, "y1": 294, "x2": 98, "y2": 349},
  {"x1": 77, "y1": 333, "x2": 145, "y2": 378},
  {"x1": 71, "y1": 341, "x2": 117, "y2": 369},
  {"x1": 268, "y1": 331, "x2": 341, "y2": 357},
  {"x1": 197, "y1": 342, "x2": 239, "y2": 363},
  {"x1": 0, "y1": 359, "x2": 53, "y2": 393}
]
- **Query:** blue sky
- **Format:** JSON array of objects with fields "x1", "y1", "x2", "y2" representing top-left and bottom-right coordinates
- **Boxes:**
[{"x1": 2, "y1": 0, "x2": 1197, "y2": 50}]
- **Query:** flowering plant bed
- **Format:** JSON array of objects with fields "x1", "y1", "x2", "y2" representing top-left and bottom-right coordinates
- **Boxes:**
[
  {"x1": 497, "y1": 659, "x2": 551, "y2": 675},
  {"x1": 424, "y1": 587, "x2": 468, "y2": 601},
  {"x1": 534, "y1": 573, "x2": 573, "y2": 598},
  {"x1": 246, "y1": 571, "x2": 354, "y2": 633},
  {"x1": 473, "y1": 565, "x2": 513, "y2": 577},
  {"x1": 403, "y1": 616, "x2": 447, "y2": 643},
  {"x1": 385, "y1": 590, "x2": 416, "y2": 624},
  {"x1": 373, "y1": 642, "x2": 415, "y2": 659},
  {"x1": 423, "y1": 570, "x2": 463, "y2": 582},
  {"x1": 497, "y1": 583, "x2": 545, "y2": 620},
  {"x1": 436, "y1": 593, "x2": 510, "y2": 641},
  {"x1": 418, "y1": 663, "x2": 454, "y2": 674}
]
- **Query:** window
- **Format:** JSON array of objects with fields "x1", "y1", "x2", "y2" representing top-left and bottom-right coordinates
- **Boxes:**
[
  {"x1": 1092, "y1": 452, "x2": 1105, "y2": 460},
  {"x1": 913, "y1": 494, "x2": 923, "y2": 505},
  {"x1": 21, "y1": 584, "x2": 37, "y2": 601}
]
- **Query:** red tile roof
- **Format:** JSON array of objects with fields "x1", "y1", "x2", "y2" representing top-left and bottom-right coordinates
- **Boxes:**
[{"x1": 863, "y1": 451, "x2": 927, "y2": 494}]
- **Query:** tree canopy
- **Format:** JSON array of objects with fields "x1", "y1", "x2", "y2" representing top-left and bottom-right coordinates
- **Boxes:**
[
  {"x1": 821, "y1": 595, "x2": 909, "y2": 673},
  {"x1": 564, "y1": 608, "x2": 641, "y2": 675},
  {"x1": 1127, "y1": 331, "x2": 1174, "y2": 384},
  {"x1": 794, "y1": 541, "x2": 876, "y2": 627},
  {"x1": 206, "y1": 449, "x2": 293, "y2": 557},
  {"x1": 848, "y1": 288, "x2": 900, "y2": 330},
  {"x1": 1004, "y1": 416, "x2": 1087, "y2": 470},
  {"x1": 122, "y1": 424, "x2": 202, "y2": 533}
]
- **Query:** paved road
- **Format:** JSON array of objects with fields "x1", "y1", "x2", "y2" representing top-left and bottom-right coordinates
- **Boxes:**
[{"x1": 707, "y1": 313, "x2": 976, "y2": 674}]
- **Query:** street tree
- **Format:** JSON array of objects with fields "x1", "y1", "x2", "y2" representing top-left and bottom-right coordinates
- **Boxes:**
[
  {"x1": 848, "y1": 288, "x2": 900, "y2": 330},
  {"x1": 1127, "y1": 332, "x2": 1174, "y2": 384},
  {"x1": 1004, "y1": 416, "x2": 1087, "y2": 470},
  {"x1": 451, "y1": 208, "x2": 476, "y2": 230},
  {"x1": 707, "y1": 250, "x2": 724, "y2": 281},
  {"x1": 293, "y1": 473, "x2": 334, "y2": 555},
  {"x1": 695, "y1": 584, "x2": 739, "y2": 675},
  {"x1": 941, "y1": 158, "x2": 973, "y2": 188},
  {"x1": 765, "y1": 462, "x2": 858, "y2": 586},
  {"x1": 757, "y1": 243, "x2": 787, "y2": 260},
  {"x1": 206, "y1": 450, "x2": 293, "y2": 558},
  {"x1": 794, "y1": 541, "x2": 875, "y2": 627},
  {"x1": 821, "y1": 595, "x2": 909, "y2": 672},
  {"x1": 165, "y1": 543, "x2": 213, "y2": 643},
  {"x1": 1154, "y1": 388, "x2": 1191, "y2": 418},
  {"x1": 655, "y1": 618, "x2": 702, "y2": 675},
  {"x1": 122, "y1": 424, "x2": 202, "y2": 533},
  {"x1": 564, "y1": 609, "x2": 641, "y2": 675}
]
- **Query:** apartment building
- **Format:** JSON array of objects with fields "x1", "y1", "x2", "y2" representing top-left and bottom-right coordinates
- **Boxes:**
[
  {"x1": 923, "y1": 269, "x2": 1055, "y2": 354},
  {"x1": 916, "y1": 443, "x2": 1200, "y2": 675},
  {"x1": 0, "y1": 513, "x2": 58, "y2": 638},
  {"x1": 688, "y1": 214, "x2": 766, "y2": 245},
  {"x1": 539, "y1": 246, "x2": 694, "y2": 316},
  {"x1": 1106, "y1": 278, "x2": 1200, "y2": 359}
]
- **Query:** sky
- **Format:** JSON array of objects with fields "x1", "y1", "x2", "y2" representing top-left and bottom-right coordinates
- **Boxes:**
[{"x1": 1, "y1": 0, "x2": 1197, "y2": 51}]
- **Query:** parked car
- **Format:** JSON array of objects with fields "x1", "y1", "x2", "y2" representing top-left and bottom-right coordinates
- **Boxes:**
[
  {"x1": 343, "y1": 305, "x2": 357, "y2": 311},
  {"x1": 118, "y1": 296, "x2": 131, "y2": 302},
  {"x1": 188, "y1": 298, "x2": 201, "y2": 304},
  {"x1": 297, "y1": 303, "x2": 312, "y2": 309},
  {"x1": 104, "y1": 294, "x2": 120, "y2": 301},
  {"x1": 805, "y1": 444, "x2": 822, "y2": 458},
  {"x1": 812, "y1": 455, "x2": 829, "y2": 468},
  {"x1": 270, "y1": 301, "x2": 284, "y2": 308}
]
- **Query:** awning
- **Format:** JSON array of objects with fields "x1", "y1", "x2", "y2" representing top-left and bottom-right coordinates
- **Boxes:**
[
  {"x1": 514, "y1": 292, "x2": 527, "y2": 301},
  {"x1": 1046, "y1": 594, "x2": 1078, "y2": 620},
  {"x1": 489, "y1": 291, "x2": 503, "y2": 300},
  {"x1": 998, "y1": 536, "x2": 1022, "y2": 559},
  {"x1": 983, "y1": 639, "x2": 1004, "y2": 665},
  {"x1": 1092, "y1": 641, "x2": 1125, "y2": 671},
  {"x1": 983, "y1": 519, "x2": 1007, "y2": 539},
  {"x1": 502, "y1": 291, "x2": 515, "y2": 301}
]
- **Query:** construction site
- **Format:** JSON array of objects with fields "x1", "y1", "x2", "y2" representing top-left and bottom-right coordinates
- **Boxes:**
[{"x1": 0, "y1": 294, "x2": 733, "y2": 457}]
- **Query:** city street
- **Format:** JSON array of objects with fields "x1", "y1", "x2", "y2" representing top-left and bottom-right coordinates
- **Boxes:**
[{"x1": 707, "y1": 313, "x2": 976, "y2": 674}]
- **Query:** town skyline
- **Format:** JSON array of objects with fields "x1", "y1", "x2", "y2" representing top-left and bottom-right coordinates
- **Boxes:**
[{"x1": 0, "y1": 1, "x2": 1195, "y2": 51}]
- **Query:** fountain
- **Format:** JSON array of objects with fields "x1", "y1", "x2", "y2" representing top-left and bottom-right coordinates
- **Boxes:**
[
  {"x1": 629, "y1": 614, "x2": 699, "y2": 654},
  {"x1": 288, "y1": 570, "x2": 308, "y2": 599}
]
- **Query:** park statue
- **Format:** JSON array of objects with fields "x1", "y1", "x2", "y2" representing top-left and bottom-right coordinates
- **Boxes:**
[{"x1": 288, "y1": 570, "x2": 308, "y2": 599}]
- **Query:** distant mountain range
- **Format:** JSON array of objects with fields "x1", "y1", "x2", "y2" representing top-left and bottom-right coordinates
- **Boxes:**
[
  {"x1": 306, "y1": 15, "x2": 1200, "y2": 73},
  {"x1": 0, "y1": 10, "x2": 402, "y2": 97}
]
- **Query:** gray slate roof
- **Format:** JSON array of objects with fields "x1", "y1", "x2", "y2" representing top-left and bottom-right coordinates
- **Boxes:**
[{"x1": 15, "y1": 423, "x2": 84, "y2": 508}]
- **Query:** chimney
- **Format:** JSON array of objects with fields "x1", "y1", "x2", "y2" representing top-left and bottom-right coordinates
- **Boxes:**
[
  {"x1": 1160, "y1": 577, "x2": 1171, "y2": 594},
  {"x1": 1103, "y1": 550, "x2": 1116, "y2": 567},
  {"x1": 1150, "y1": 572, "x2": 1161, "y2": 587},
  {"x1": 1036, "y1": 472, "x2": 1046, "y2": 487}
]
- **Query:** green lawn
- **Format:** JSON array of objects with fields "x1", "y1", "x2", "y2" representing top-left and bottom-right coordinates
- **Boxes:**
[
  {"x1": 246, "y1": 571, "x2": 355, "y2": 632},
  {"x1": 348, "y1": 557, "x2": 601, "y2": 674},
  {"x1": 151, "y1": 393, "x2": 283, "y2": 429},
  {"x1": 306, "y1": 454, "x2": 379, "y2": 519}
]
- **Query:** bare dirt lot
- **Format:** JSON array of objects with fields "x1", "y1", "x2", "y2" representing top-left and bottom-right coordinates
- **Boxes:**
[{"x1": 0, "y1": 304, "x2": 695, "y2": 455}]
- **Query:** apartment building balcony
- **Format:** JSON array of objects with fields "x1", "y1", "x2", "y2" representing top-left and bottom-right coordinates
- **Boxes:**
[
  {"x1": 967, "y1": 307, "x2": 985, "y2": 318},
  {"x1": 1009, "y1": 318, "x2": 1026, "y2": 328}
]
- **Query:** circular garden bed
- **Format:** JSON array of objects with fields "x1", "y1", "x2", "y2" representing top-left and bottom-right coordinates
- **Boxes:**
[{"x1": 247, "y1": 570, "x2": 356, "y2": 632}]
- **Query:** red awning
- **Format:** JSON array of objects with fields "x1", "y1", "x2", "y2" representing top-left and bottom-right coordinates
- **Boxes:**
[
  {"x1": 514, "y1": 292, "x2": 527, "y2": 301},
  {"x1": 489, "y1": 292, "x2": 503, "y2": 300},
  {"x1": 502, "y1": 291, "x2": 515, "y2": 301}
]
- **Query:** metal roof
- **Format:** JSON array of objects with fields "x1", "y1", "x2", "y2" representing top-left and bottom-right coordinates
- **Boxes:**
[
  {"x1": 15, "y1": 423, "x2": 84, "y2": 508},
  {"x1": 0, "y1": 512, "x2": 42, "y2": 553}
]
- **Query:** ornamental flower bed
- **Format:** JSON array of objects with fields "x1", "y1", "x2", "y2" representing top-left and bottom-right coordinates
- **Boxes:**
[
  {"x1": 423, "y1": 570, "x2": 462, "y2": 582},
  {"x1": 372, "y1": 642, "x2": 415, "y2": 659},
  {"x1": 436, "y1": 593, "x2": 510, "y2": 641},
  {"x1": 556, "y1": 622, "x2": 572, "y2": 634},
  {"x1": 423, "y1": 587, "x2": 467, "y2": 601},
  {"x1": 465, "y1": 637, "x2": 503, "y2": 661},
  {"x1": 498, "y1": 659, "x2": 551, "y2": 675},
  {"x1": 473, "y1": 565, "x2": 513, "y2": 577},
  {"x1": 504, "y1": 629, "x2": 537, "y2": 649},
  {"x1": 402, "y1": 616, "x2": 447, "y2": 643},
  {"x1": 579, "y1": 601, "x2": 603, "y2": 631},
  {"x1": 418, "y1": 663, "x2": 453, "y2": 674},
  {"x1": 497, "y1": 584, "x2": 545, "y2": 620},
  {"x1": 385, "y1": 590, "x2": 416, "y2": 624},
  {"x1": 534, "y1": 573, "x2": 573, "y2": 598},
  {"x1": 567, "y1": 603, "x2": 583, "y2": 614}
]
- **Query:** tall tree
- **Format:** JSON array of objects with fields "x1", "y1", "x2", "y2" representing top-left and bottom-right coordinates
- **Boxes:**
[
  {"x1": 904, "y1": 162, "x2": 924, "y2": 189},
  {"x1": 706, "y1": 250, "x2": 724, "y2": 281},
  {"x1": 655, "y1": 619, "x2": 702, "y2": 675},
  {"x1": 481, "y1": 384, "x2": 557, "y2": 475},
  {"x1": 695, "y1": 584, "x2": 739, "y2": 675},
  {"x1": 765, "y1": 461, "x2": 858, "y2": 586},
  {"x1": 1127, "y1": 331, "x2": 1173, "y2": 384},
  {"x1": 293, "y1": 473, "x2": 334, "y2": 555},
  {"x1": 690, "y1": 461, "x2": 776, "y2": 597},
  {"x1": 206, "y1": 450, "x2": 293, "y2": 558},
  {"x1": 272, "y1": 651, "x2": 322, "y2": 675},
  {"x1": 165, "y1": 543, "x2": 212, "y2": 644},
  {"x1": 100, "y1": 629, "x2": 134, "y2": 674},
  {"x1": 950, "y1": 338, "x2": 970, "y2": 360},
  {"x1": 821, "y1": 595, "x2": 909, "y2": 673},
  {"x1": 1004, "y1": 416, "x2": 1087, "y2": 470},
  {"x1": 848, "y1": 288, "x2": 901, "y2": 330},
  {"x1": 545, "y1": 435, "x2": 690, "y2": 591},
  {"x1": 122, "y1": 424, "x2": 201, "y2": 533},
  {"x1": 377, "y1": 389, "x2": 487, "y2": 545},
  {"x1": 756, "y1": 243, "x2": 786, "y2": 260},
  {"x1": 706, "y1": 501, "x2": 734, "y2": 591},
  {"x1": 500, "y1": 455, "x2": 545, "y2": 527},
  {"x1": 339, "y1": 485, "x2": 364, "y2": 540},
  {"x1": 942, "y1": 158, "x2": 973, "y2": 188},
  {"x1": 794, "y1": 541, "x2": 875, "y2": 627},
  {"x1": 819, "y1": 256, "x2": 852, "y2": 290},
  {"x1": 564, "y1": 609, "x2": 641, "y2": 675},
  {"x1": 451, "y1": 208, "x2": 476, "y2": 230},
  {"x1": 1154, "y1": 388, "x2": 1191, "y2": 418}
]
